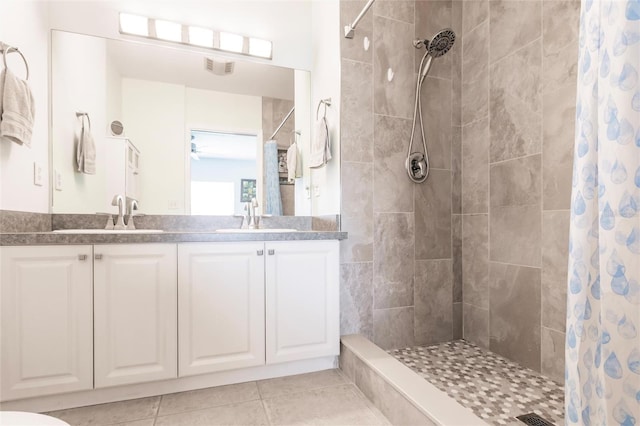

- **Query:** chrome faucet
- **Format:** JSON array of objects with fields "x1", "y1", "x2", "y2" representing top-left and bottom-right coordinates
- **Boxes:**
[
  {"x1": 125, "y1": 198, "x2": 139, "y2": 230},
  {"x1": 111, "y1": 194, "x2": 126, "y2": 230},
  {"x1": 240, "y1": 198, "x2": 260, "y2": 229},
  {"x1": 249, "y1": 198, "x2": 260, "y2": 229}
]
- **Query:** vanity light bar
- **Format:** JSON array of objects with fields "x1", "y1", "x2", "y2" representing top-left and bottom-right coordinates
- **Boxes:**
[{"x1": 118, "y1": 13, "x2": 272, "y2": 60}]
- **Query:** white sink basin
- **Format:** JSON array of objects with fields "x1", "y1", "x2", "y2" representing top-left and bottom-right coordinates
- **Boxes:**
[
  {"x1": 53, "y1": 229, "x2": 164, "y2": 234},
  {"x1": 216, "y1": 228, "x2": 298, "y2": 233}
]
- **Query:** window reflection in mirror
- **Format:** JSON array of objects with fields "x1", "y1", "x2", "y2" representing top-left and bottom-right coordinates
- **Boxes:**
[{"x1": 189, "y1": 130, "x2": 258, "y2": 215}]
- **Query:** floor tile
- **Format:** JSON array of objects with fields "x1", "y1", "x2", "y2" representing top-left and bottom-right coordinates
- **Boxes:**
[
  {"x1": 263, "y1": 384, "x2": 388, "y2": 425},
  {"x1": 257, "y1": 369, "x2": 347, "y2": 399},
  {"x1": 390, "y1": 340, "x2": 564, "y2": 426},
  {"x1": 47, "y1": 396, "x2": 160, "y2": 426},
  {"x1": 154, "y1": 400, "x2": 268, "y2": 426},
  {"x1": 158, "y1": 381, "x2": 260, "y2": 416},
  {"x1": 114, "y1": 419, "x2": 155, "y2": 426}
]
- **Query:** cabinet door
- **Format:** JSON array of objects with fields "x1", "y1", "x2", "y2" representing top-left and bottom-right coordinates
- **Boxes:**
[
  {"x1": 0, "y1": 245, "x2": 93, "y2": 401},
  {"x1": 178, "y1": 243, "x2": 265, "y2": 377},
  {"x1": 94, "y1": 244, "x2": 177, "y2": 388},
  {"x1": 265, "y1": 241, "x2": 339, "y2": 364}
]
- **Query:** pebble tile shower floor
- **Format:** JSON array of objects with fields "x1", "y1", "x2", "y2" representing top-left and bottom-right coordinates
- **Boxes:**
[{"x1": 389, "y1": 340, "x2": 564, "y2": 426}]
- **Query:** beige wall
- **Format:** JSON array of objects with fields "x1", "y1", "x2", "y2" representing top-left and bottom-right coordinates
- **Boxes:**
[
  {"x1": 339, "y1": 0, "x2": 462, "y2": 349},
  {"x1": 459, "y1": 0, "x2": 579, "y2": 382}
]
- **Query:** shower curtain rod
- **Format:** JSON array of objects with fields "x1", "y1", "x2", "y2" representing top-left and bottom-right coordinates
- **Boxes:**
[
  {"x1": 344, "y1": 0, "x2": 375, "y2": 38},
  {"x1": 269, "y1": 106, "x2": 295, "y2": 140}
]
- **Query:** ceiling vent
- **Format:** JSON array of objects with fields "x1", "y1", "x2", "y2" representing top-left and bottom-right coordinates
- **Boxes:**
[{"x1": 204, "y1": 57, "x2": 235, "y2": 76}]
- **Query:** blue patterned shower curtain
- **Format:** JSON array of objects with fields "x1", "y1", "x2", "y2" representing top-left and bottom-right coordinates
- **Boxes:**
[{"x1": 566, "y1": 1, "x2": 640, "y2": 424}]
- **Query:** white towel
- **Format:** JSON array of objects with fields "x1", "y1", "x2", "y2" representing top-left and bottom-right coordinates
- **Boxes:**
[
  {"x1": 76, "y1": 115, "x2": 96, "y2": 174},
  {"x1": 0, "y1": 68, "x2": 35, "y2": 147},
  {"x1": 309, "y1": 117, "x2": 331, "y2": 168},
  {"x1": 287, "y1": 142, "x2": 299, "y2": 182}
]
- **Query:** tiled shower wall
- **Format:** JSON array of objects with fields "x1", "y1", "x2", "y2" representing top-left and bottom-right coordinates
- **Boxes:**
[
  {"x1": 459, "y1": 0, "x2": 579, "y2": 382},
  {"x1": 339, "y1": 0, "x2": 462, "y2": 349}
]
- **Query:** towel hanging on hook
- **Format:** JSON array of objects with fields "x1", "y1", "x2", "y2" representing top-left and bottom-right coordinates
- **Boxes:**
[{"x1": 0, "y1": 42, "x2": 30, "y2": 80}]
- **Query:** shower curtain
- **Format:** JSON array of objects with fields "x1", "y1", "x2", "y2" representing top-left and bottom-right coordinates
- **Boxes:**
[
  {"x1": 566, "y1": 1, "x2": 640, "y2": 425},
  {"x1": 264, "y1": 140, "x2": 283, "y2": 216}
]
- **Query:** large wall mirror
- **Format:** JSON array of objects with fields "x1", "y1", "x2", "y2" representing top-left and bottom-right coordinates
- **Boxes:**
[{"x1": 50, "y1": 30, "x2": 314, "y2": 216}]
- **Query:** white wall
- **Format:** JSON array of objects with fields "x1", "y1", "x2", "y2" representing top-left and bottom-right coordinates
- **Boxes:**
[
  {"x1": 51, "y1": 31, "x2": 112, "y2": 214},
  {"x1": 0, "y1": 1, "x2": 50, "y2": 213},
  {"x1": 121, "y1": 79, "x2": 263, "y2": 214},
  {"x1": 310, "y1": 0, "x2": 341, "y2": 215},
  {"x1": 121, "y1": 78, "x2": 186, "y2": 214}
]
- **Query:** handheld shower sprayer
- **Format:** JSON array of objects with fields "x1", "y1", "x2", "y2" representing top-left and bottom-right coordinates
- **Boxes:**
[{"x1": 405, "y1": 28, "x2": 456, "y2": 183}]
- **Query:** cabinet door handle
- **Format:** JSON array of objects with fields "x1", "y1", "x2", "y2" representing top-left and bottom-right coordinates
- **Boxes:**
[
  {"x1": 257, "y1": 250, "x2": 264, "y2": 256},
  {"x1": 78, "y1": 254, "x2": 87, "y2": 261},
  {"x1": 268, "y1": 249, "x2": 275, "y2": 255},
  {"x1": 95, "y1": 254, "x2": 103, "y2": 260}
]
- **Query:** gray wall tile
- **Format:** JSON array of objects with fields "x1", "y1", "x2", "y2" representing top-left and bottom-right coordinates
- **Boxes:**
[
  {"x1": 341, "y1": 216, "x2": 374, "y2": 264},
  {"x1": 541, "y1": 327, "x2": 565, "y2": 384},
  {"x1": 452, "y1": 214, "x2": 463, "y2": 303},
  {"x1": 374, "y1": 0, "x2": 415, "y2": 23},
  {"x1": 452, "y1": 126, "x2": 462, "y2": 214},
  {"x1": 461, "y1": 76, "x2": 489, "y2": 125},
  {"x1": 489, "y1": 263, "x2": 542, "y2": 371},
  {"x1": 374, "y1": 16, "x2": 415, "y2": 119},
  {"x1": 542, "y1": 210, "x2": 570, "y2": 284},
  {"x1": 341, "y1": 263, "x2": 374, "y2": 339},
  {"x1": 374, "y1": 115, "x2": 414, "y2": 213},
  {"x1": 490, "y1": 155, "x2": 542, "y2": 208},
  {"x1": 462, "y1": 20, "x2": 489, "y2": 84},
  {"x1": 542, "y1": 0, "x2": 580, "y2": 57},
  {"x1": 453, "y1": 302, "x2": 463, "y2": 340},
  {"x1": 341, "y1": 162, "x2": 374, "y2": 263},
  {"x1": 462, "y1": 214, "x2": 489, "y2": 309},
  {"x1": 373, "y1": 307, "x2": 415, "y2": 350},
  {"x1": 543, "y1": 83, "x2": 576, "y2": 210},
  {"x1": 489, "y1": 40, "x2": 542, "y2": 163},
  {"x1": 463, "y1": 303, "x2": 489, "y2": 348},
  {"x1": 341, "y1": 60, "x2": 374, "y2": 162},
  {"x1": 462, "y1": 0, "x2": 488, "y2": 36},
  {"x1": 490, "y1": 205, "x2": 541, "y2": 267},
  {"x1": 542, "y1": 278, "x2": 567, "y2": 333},
  {"x1": 374, "y1": 213, "x2": 415, "y2": 309},
  {"x1": 421, "y1": 77, "x2": 452, "y2": 170},
  {"x1": 462, "y1": 118, "x2": 489, "y2": 214},
  {"x1": 415, "y1": 169, "x2": 452, "y2": 260},
  {"x1": 341, "y1": 0, "x2": 373, "y2": 63},
  {"x1": 489, "y1": 0, "x2": 541, "y2": 63},
  {"x1": 414, "y1": 260, "x2": 454, "y2": 345}
]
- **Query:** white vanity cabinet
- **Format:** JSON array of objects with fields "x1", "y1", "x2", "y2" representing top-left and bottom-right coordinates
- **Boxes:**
[
  {"x1": 177, "y1": 243, "x2": 265, "y2": 376},
  {"x1": 177, "y1": 240, "x2": 340, "y2": 374},
  {"x1": 0, "y1": 245, "x2": 94, "y2": 401},
  {"x1": 93, "y1": 244, "x2": 177, "y2": 388},
  {"x1": 265, "y1": 241, "x2": 340, "y2": 364}
]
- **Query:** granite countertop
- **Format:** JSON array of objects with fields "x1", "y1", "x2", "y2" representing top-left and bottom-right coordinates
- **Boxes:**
[{"x1": 0, "y1": 230, "x2": 348, "y2": 246}]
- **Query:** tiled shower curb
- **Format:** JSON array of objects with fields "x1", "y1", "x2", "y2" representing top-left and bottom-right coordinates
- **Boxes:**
[{"x1": 339, "y1": 335, "x2": 487, "y2": 426}]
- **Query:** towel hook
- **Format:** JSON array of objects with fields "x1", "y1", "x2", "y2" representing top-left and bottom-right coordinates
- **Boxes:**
[
  {"x1": 76, "y1": 111, "x2": 91, "y2": 129},
  {"x1": 290, "y1": 130, "x2": 301, "y2": 147},
  {"x1": 316, "y1": 98, "x2": 332, "y2": 120},
  {"x1": 1, "y1": 42, "x2": 29, "y2": 80}
]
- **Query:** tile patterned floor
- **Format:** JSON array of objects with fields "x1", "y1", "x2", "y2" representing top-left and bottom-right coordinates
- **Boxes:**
[
  {"x1": 46, "y1": 370, "x2": 390, "y2": 426},
  {"x1": 390, "y1": 340, "x2": 565, "y2": 426}
]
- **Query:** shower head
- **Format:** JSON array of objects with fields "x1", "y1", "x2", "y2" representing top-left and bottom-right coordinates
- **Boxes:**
[
  {"x1": 425, "y1": 29, "x2": 455, "y2": 57},
  {"x1": 427, "y1": 28, "x2": 456, "y2": 58}
]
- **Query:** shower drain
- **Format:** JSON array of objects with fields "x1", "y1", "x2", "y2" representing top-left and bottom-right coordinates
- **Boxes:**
[{"x1": 516, "y1": 413, "x2": 555, "y2": 426}]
